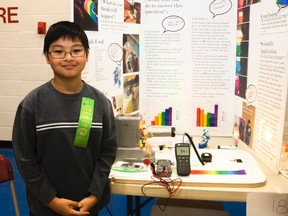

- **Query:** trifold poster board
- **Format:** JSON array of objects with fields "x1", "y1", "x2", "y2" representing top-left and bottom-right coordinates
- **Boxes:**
[{"x1": 72, "y1": 0, "x2": 288, "y2": 174}]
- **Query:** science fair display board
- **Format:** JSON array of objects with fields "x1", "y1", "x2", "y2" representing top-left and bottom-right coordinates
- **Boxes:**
[{"x1": 73, "y1": 0, "x2": 288, "y2": 174}]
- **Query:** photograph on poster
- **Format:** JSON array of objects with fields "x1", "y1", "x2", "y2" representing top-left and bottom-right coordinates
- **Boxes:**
[
  {"x1": 235, "y1": 75, "x2": 247, "y2": 99},
  {"x1": 233, "y1": 110, "x2": 254, "y2": 148},
  {"x1": 123, "y1": 74, "x2": 139, "y2": 115},
  {"x1": 123, "y1": 34, "x2": 140, "y2": 73},
  {"x1": 74, "y1": 0, "x2": 99, "y2": 31},
  {"x1": 112, "y1": 94, "x2": 123, "y2": 116},
  {"x1": 124, "y1": 0, "x2": 141, "y2": 24},
  {"x1": 236, "y1": 58, "x2": 248, "y2": 76}
]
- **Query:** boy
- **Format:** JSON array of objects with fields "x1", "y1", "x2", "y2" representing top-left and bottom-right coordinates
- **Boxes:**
[{"x1": 12, "y1": 21, "x2": 117, "y2": 216}]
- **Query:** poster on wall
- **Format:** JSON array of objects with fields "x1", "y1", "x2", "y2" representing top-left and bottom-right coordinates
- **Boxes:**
[
  {"x1": 72, "y1": 0, "x2": 237, "y2": 137},
  {"x1": 140, "y1": 0, "x2": 237, "y2": 136}
]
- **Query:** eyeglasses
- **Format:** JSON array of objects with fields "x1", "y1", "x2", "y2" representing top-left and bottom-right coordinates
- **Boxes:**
[{"x1": 48, "y1": 49, "x2": 86, "y2": 59}]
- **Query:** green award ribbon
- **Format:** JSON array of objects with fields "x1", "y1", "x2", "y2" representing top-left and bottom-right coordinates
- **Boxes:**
[{"x1": 74, "y1": 97, "x2": 94, "y2": 148}]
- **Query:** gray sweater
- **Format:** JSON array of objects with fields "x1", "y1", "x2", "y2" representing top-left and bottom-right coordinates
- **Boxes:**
[{"x1": 12, "y1": 81, "x2": 117, "y2": 215}]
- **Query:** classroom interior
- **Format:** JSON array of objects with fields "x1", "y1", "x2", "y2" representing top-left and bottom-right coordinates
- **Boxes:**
[{"x1": 1, "y1": 0, "x2": 288, "y2": 216}]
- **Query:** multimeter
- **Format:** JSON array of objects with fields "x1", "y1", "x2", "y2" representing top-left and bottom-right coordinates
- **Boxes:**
[{"x1": 175, "y1": 143, "x2": 191, "y2": 176}]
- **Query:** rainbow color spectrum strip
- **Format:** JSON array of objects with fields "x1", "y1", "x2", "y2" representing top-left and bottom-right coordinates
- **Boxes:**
[
  {"x1": 84, "y1": 0, "x2": 98, "y2": 23},
  {"x1": 191, "y1": 169, "x2": 246, "y2": 175}
]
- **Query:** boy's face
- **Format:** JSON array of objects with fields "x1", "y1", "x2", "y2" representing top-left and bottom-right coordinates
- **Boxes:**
[{"x1": 45, "y1": 37, "x2": 88, "y2": 80}]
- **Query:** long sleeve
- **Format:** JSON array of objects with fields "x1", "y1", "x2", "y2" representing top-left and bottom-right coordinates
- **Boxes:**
[
  {"x1": 12, "y1": 82, "x2": 118, "y2": 215},
  {"x1": 88, "y1": 97, "x2": 118, "y2": 199},
  {"x1": 12, "y1": 103, "x2": 57, "y2": 206}
]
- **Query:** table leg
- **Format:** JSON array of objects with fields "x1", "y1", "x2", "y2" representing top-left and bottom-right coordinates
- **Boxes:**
[
  {"x1": 136, "y1": 196, "x2": 140, "y2": 216},
  {"x1": 126, "y1": 195, "x2": 155, "y2": 216},
  {"x1": 127, "y1": 195, "x2": 133, "y2": 216}
]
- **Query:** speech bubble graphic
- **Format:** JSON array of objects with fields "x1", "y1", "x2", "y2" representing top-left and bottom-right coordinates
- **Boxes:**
[
  {"x1": 209, "y1": 0, "x2": 232, "y2": 18},
  {"x1": 162, "y1": 15, "x2": 185, "y2": 33},
  {"x1": 245, "y1": 84, "x2": 257, "y2": 106},
  {"x1": 108, "y1": 43, "x2": 123, "y2": 65}
]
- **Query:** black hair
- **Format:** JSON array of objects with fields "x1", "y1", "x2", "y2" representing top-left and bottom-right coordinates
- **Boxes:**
[{"x1": 43, "y1": 21, "x2": 89, "y2": 54}]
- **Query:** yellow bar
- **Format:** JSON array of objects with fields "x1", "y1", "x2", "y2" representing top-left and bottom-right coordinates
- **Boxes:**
[
  {"x1": 158, "y1": 113, "x2": 162, "y2": 125},
  {"x1": 203, "y1": 113, "x2": 207, "y2": 127}
]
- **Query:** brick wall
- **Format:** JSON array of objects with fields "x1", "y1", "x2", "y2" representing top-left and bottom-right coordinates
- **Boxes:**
[{"x1": 0, "y1": 0, "x2": 71, "y2": 140}]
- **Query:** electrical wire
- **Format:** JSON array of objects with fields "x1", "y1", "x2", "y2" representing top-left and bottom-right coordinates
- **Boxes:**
[
  {"x1": 141, "y1": 173, "x2": 182, "y2": 212},
  {"x1": 105, "y1": 206, "x2": 113, "y2": 216},
  {"x1": 140, "y1": 132, "x2": 203, "y2": 213},
  {"x1": 183, "y1": 132, "x2": 204, "y2": 165}
]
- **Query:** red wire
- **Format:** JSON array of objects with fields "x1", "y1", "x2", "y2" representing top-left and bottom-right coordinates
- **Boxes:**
[
  {"x1": 151, "y1": 174, "x2": 182, "y2": 198},
  {"x1": 148, "y1": 164, "x2": 182, "y2": 198}
]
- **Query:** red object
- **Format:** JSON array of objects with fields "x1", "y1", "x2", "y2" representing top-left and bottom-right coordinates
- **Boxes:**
[
  {"x1": 0, "y1": 154, "x2": 20, "y2": 216},
  {"x1": 142, "y1": 158, "x2": 151, "y2": 166},
  {"x1": 37, "y1": 22, "x2": 46, "y2": 34},
  {"x1": 0, "y1": 154, "x2": 14, "y2": 183}
]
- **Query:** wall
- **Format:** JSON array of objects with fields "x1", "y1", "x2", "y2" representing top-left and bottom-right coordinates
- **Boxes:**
[{"x1": 0, "y1": 0, "x2": 71, "y2": 140}]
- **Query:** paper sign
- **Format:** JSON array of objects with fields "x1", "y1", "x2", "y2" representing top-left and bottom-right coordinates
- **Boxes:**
[{"x1": 247, "y1": 193, "x2": 288, "y2": 216}]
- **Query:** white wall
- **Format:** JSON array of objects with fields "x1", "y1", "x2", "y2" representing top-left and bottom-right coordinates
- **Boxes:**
[{"x1": 0, "y1": 0, "x2": 71, "y2": 140}]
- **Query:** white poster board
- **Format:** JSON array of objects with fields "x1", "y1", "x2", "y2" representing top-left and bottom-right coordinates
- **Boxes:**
[
  {"x1": 72, "y1": 0, "x2": 288, "y2": 174},
  {"x1": 74, "y1": 0, "x2": 237, "y2": 136}
]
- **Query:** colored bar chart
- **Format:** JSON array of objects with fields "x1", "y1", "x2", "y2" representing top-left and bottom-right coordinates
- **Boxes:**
[
  {"x1": 196, "y1": 104, "x2": 218, "y2": 127},
  {"x1": 151, "y1": 107, "x2": 172, "y2": 126}
]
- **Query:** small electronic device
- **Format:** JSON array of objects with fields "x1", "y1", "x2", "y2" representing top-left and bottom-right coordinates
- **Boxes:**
[
  {"x1": 156, "y1": 159, "x2": 172, "y2": 177},
  {"x1": 201, "y1": 152, "x2": 212, "y2": 163},
  {"x1": 175, "y1": 143, "x2": 191, "y2": 176}
]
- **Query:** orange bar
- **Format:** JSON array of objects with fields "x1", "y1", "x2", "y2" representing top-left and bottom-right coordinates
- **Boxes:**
[
  {"x1": 200, "y1": 109, "x2": 204, "y2": 126},
  {"x1": 154, "y1": 116, "x2": 158, "y2": 125}
]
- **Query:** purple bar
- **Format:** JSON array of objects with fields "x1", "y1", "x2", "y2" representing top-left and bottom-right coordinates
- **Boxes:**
[{"x1": 214, "y1": 104, "x2": 218, "y2": 127}]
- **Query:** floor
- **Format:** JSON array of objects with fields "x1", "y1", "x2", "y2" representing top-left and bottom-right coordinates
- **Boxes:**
[{"x1": 0, "y1": 147, "x2": 246, "y2": 216}]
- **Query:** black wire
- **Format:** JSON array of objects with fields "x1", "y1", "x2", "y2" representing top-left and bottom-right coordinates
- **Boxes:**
[
  {"x1": 141, "y1": 181, "x2": 170, "y2": 212},
  {"x1": 156, "y1": 196, "x2": 170, "y2": 212},
  {"x1": 141, "y1": 177, "x2": 182, "y2": 213},
  {"x1": 183, "y1": 132, "x2": 205, "y2": 165},
  {"x1": 139, "y1": 132, "x2": 204, "y2": 214},
  {"x1": 105, "y1": 205, "x2": 113, "y2": 216}
]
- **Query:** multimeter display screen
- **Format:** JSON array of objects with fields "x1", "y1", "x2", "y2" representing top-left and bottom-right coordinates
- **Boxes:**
[{"x1": 176, "y1": 146, "x2": 189, "y2": 155}]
